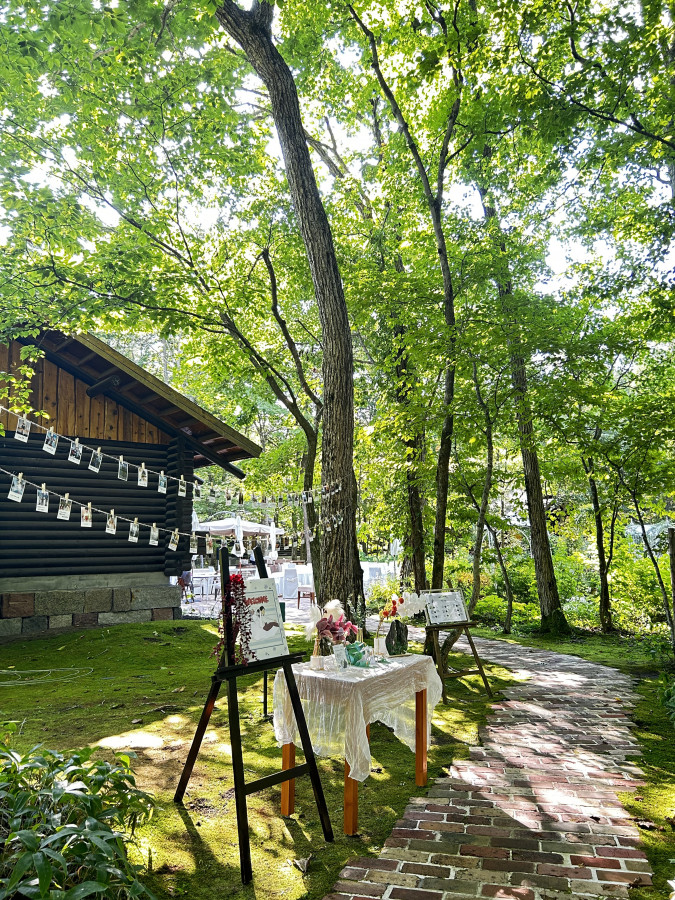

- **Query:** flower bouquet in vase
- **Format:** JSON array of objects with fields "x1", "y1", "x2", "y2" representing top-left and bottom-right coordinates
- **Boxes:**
[{"x1": 305, "y1": 600, "x2": 357, "y2": 669}]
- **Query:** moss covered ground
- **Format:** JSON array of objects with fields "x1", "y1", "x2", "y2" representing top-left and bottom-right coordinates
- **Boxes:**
[
  {"x1": 0, "y1": 621, "x2": 515, "y2": 900},
  {"x1": 473, "y1": 627, "x2": 675, "y2": 900}
]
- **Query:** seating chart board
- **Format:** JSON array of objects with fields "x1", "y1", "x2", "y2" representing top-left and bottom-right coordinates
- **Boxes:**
[{"x1": 421, "y1": 590, "x2": 468, "y2": 626}]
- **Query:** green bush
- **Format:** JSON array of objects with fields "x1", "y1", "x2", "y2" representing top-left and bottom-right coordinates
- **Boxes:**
[
  {"x1": 658, "y1": 676, "x2": 675, "y2": 729},
  {"x1": 366, "y1": 575, "x2": 401, "y2": 612},
  {"x1": 0, "y1": 723, "x2": 155, "y2": 900}
]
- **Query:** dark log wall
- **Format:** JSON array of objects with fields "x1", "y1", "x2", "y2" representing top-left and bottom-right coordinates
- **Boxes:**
[
  {"x1": 0, "y1": 342, "x2": 170, "y2": 444},
  {"x1": 0, "y1": 435, "x2": 192, "y2": 578}
]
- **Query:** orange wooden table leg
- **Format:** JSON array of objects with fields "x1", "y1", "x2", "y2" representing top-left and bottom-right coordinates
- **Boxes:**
[
  {"x1": 281, "y1": 742, "x2": 295, "y2": 815},
  {"x1": 344, "y1": 760, "x2": 358, "y2": 835},
  {"x1": 415, "y1": 688, "x2": 428, "y2": 787}
]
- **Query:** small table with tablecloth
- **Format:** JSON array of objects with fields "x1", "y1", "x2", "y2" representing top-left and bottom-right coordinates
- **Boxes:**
[{"x1": 273, "y1": 654, "x2": 442, "y2": 834}]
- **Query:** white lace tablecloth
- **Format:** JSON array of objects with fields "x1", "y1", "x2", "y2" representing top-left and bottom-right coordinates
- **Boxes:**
[{"x1": 273, "y1": 654, "x2": 442, "y2": 782}]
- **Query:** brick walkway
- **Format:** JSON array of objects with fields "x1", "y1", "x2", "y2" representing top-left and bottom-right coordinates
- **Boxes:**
[{"x1": 328, "y1": 638, "x2": 652, "y2": 900}]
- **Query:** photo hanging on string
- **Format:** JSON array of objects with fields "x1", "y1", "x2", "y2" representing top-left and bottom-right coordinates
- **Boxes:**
[
  {"x1": 14, "y1": 417, "x2": 30, "y2": 442},
  {"x1": 57, "y1": 497, "x2": 72, "y2": 521},
  {"x1": 158, "y1": 473, "x2": 167, "y2": 494},
  {"x1": 106, "y1": 512, "x2": 117, "y2": 534},
  {"x1": 149, "y1": 524, "x2": 159, "y2": 546},
  {"x1": 43, "y1": 430, "x2": 58, "y2": 455},
  {"x1": 68, "y1": 440, "x2": 83, "y2": 465},
  {"x1": 129, "y1": 521, "x2": 139, "y2": 543},
  {"x1": 118, "y1": 458, "x2": 128, "y2": 481},
  {"x1": 36, "y1": 489, "x2": 49, "y2": 513},
  {"x1": 8, "y1": 475, "x2": 25, "y2": 502},
  {"x1": 89, "y1": 449, "x2": 103, "y2": 473},
  {"x1": 138, "y1": 466, "x2": 148, "y2": 487},
  {"x1": 81, "y1": 505, "x2": 93, "y2": 527},
  {"x1": 178, "y1": 477, "x2": 187, "y2": 498}
]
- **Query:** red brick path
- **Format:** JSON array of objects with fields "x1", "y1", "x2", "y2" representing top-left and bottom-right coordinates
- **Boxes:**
[{"x1": 326, "y1": 638, "x2": 651, "y2": 900}]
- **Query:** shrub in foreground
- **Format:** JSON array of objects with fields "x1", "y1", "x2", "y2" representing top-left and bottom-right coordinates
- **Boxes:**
[{"x1": 0, "y1": 723, "x2": 154, "y2": 900}]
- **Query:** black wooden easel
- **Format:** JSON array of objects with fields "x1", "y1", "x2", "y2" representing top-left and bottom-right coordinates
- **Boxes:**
[
  {"x1": 427, "y1": 621, "x2": 493, "y2": 704},
  {"x1": 174, "y1": 546, "x2": 333, "y2": 883}
]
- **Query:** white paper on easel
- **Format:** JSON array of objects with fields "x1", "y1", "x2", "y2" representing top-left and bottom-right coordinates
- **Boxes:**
[{"x1": 421, "y1": 591, "x2": 468, "y2": 625}]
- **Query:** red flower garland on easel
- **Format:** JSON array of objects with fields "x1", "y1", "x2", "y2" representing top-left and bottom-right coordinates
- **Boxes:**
[{"x1": 213, "y1": 572, "x2": 256, "y2": 665}]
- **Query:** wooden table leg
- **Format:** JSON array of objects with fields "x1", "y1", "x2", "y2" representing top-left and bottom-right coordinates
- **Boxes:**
[
  {"x1": 415, "y1": 688, "x2": 427, "y2": 787},
  {"x1": 344, "y1": 760, "x2": 358, "y2": 835},
  {"x1": 281, "y1": 743, "x2": 295, "y2": 815},
  {"x1": 343, "y1": 723, "x2": 368, "y2": 836}
]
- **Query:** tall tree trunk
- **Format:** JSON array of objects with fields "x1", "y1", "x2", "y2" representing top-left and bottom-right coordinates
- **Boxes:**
[
  {"x1": 215, "y1": 1, "x2": 361, "y2": 613},
  {"x1": 632, "y1": 496, "x2": 675, "y2": 653},
  {"x1": 350, "y1": 8, "x2": 458, "y2": 591},
  {"x1": 393, "y1": 318, "x2": 428, "y2": 594},
  {"x1": 303, "y1": 423, "x2": 321, "y2": 598},
  {"x1": 468, "y1": 362, "x2": 494, "y2": 616},
  {"x1": 582, "y1": 456, "x2": 615, "y2": 633},
  {"x1": 511, "y1": 349, "x2": 569, "y2": 634},
  {"x1": 478, "y1": 174, "x2": 569, "y2": 635},
  {"x1": 487, "y1": 523, "x2": 515, "y2": 633}
]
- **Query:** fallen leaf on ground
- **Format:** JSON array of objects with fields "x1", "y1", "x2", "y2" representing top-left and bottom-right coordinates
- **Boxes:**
[{"x1": 290, "y1": 856, "x2": 312, "y2": 873}]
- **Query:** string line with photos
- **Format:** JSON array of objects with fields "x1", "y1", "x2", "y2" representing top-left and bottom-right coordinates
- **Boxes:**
[
  {"x1": 0, "y1": 462, "x2": 347, "y2": 556},
  {"x1": 2, "y1": 406, "x2": 345, "y2": 505},
  {"x1": 0, "y1": 464, "x2": 221, "y2": 552}
]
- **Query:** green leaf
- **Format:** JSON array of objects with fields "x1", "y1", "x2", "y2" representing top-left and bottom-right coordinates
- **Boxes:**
[{"x1": 63, "y1": 882, "x2": 109, "y2": 899}]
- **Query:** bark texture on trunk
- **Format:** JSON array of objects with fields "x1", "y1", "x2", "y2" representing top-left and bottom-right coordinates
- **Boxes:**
[{"x1": 215, "y1": 1, "x2": 360, "y2": 611}]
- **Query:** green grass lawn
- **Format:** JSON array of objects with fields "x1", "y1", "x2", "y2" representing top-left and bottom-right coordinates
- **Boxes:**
[
  {"x1": 0, "y1": 621, "x2": 515, "y2": 900},
  {"x1": 473, "y1": 626, "x2": 675, "y2": 900}
]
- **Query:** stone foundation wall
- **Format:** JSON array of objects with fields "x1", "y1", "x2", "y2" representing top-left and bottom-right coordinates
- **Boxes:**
[{"x1": 0, "y1": 586, "x2": 182, "y2": 639}]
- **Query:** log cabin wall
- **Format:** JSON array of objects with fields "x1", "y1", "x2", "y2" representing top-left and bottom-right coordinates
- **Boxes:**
[
  {"x1": 0, "y1": 435, "x2": 193, "y2": 580},
  {"x1": 0, "y1": 344, "x2": 197, "y2": 639}
]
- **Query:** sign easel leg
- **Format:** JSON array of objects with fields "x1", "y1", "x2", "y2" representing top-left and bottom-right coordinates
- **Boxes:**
[
  {"x1": 431, "y1": 629, "x2": 448, "y2": 704},
  {"x1": 227, "y1": 674, "x2": 253, "y2": 884},
  {"x1": 463, "y1": 627, "x2": 493, "y2": 697},
  {"x1": 282, "y1": 660, "x2": 333, "y2": 842},
  {"x1": 174, "y1": 678, "x2": 221, "y2": 803}
]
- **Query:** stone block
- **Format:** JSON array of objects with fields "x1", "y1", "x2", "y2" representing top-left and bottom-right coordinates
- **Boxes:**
[
  {"x1": 83, "y1": 589, "x2": 113, "y2": 613},
  {"x1": 173, "y1": 606, "x2": 182, "y2": 620},
  {"x1": 112, "y1": 588, "x2": 132, "y2": 612},
  {"x1": 22, "y1": 616, "x2": 49, "y2": 634},
  {"x1": 0, "y1": 618, "x2": 22, "y2": 637},
  {"x1": 1, "y1": 593, "x2": 35, "y2": 618},
  {"x1": 73, "y1": 612, "x2": 98, "y2": 627},
  {"x1": 99, "y1": 610, "x2": 152, "y2": 625},
  {"x1": 152, "y1": 607, "x2": 174, "y2": 621},
  {"x1": 34, "y1": 591, "x2": 84, "y2": 616},
  {"x1": 49, "y1": 614, "x2": 73, "y2": 629},
  {"x1": 130, "y1": 586, "x2": 181, "y2": 611}
]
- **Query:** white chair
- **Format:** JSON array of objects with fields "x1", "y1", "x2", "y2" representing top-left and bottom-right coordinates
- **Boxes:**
[{"x1": 282, "y1": 564, "x2": 299, "y2": 603}]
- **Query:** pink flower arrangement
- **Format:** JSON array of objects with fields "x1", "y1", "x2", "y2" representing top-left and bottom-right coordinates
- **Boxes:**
[{"x1": 316, "y1": 613, "x2": 358, "y2": 644}]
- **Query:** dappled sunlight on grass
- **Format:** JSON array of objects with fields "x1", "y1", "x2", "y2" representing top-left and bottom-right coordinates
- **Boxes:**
[{"x1": 0, "y1": 620, "x2": 515, "y2": 900}]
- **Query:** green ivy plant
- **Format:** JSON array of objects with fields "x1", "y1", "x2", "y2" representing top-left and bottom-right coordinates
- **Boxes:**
[{"x1": 0, "y1": 724, "x2": 155, "y2": 899}]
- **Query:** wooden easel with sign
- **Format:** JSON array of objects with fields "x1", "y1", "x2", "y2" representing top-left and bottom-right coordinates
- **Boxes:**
[
  {"x1": 422, "y1": 590, "x2": 493, "y2": 704},
  {"x1": 174, "y1": 546, "x2": 333, "y2": 884}
]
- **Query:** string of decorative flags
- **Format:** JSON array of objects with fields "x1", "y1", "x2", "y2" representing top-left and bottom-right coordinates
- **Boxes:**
[{"x1": 2, "y1": 405, "x2": 344, "y2": 508}]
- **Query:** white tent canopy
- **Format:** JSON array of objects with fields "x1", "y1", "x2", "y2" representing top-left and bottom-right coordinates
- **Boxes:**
[{"x1": 198, "y1": 517, "x2": 285, "y2": 538}]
